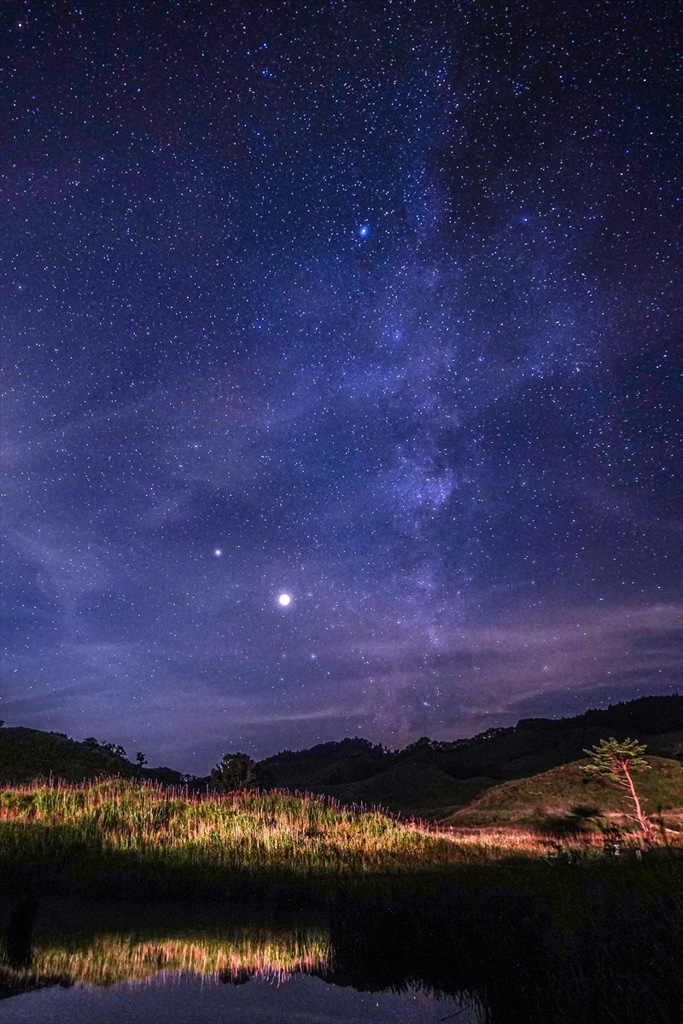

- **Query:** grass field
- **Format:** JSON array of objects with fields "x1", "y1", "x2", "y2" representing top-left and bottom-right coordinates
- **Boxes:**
[
  {"x1": 0, "y1": 778, "x2": 474, "y2": 890},
  {"x1": 1, "y1": 776, "x2": 682, "y2": 1024},
  {"x1": 1, "y1": 775, "x2": 682, "y2": 900}
]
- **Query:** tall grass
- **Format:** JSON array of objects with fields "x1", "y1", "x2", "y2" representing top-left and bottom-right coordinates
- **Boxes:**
[
  {"x1": 0, "y1": 778, "x2": 678, "y2": 897},
  {"x1": 0, "y1": 778, "x2": 468, "y2": 885}
]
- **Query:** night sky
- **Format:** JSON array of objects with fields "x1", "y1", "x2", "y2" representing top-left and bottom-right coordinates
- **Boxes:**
[{"x1": 1, "y1": 1, "x2": 681, "y2": 774}]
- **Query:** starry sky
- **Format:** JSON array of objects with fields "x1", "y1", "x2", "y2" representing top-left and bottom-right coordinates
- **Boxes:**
[{"x1": 1, "y1": 0, "x2": 681, "y2": 773}]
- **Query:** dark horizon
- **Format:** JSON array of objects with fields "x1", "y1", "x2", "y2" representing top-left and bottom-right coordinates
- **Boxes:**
[
  {"x1": 2, "y1": 690, "x2": 680, "y2": 779},
  {"x1": 1, "y1": 1, "x2": 681, "y2": 776}
]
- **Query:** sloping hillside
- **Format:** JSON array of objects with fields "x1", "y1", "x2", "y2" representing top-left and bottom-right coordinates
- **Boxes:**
[
  {"x1": 1, "y1": 695, "x2": 680, "y2": 818},
  {"x1": 258, "y1": 696, "x2": 683, "y2": 798},
  {"x1": 443, "y1": 755, "x2": 683, "y2": 830},
  {"x1": 323, "y1": 761, "x2": 492, "y2": 818},
  {"x1": 0, "y1": 728, "x2": 185, "y2": 786}
]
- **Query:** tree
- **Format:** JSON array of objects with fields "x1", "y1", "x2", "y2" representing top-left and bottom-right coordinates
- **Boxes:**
[
  {"x1": 211, "y1": 752, "x2": 256, "y2": 792},
  {"x1": 102, "y1": 742, "x2": 127, "y2": 758},
  {"x1": 136, "y1": 752, "x2": 147, "y2": 769},
  {"x1": 582, "y1": 737, "x2": 655, "y2": 845}
]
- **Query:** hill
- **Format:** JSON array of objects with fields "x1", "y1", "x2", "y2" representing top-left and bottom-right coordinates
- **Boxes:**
[
  {"x1": 0, "y1": 727, "x2": 186, "y2": 787},
  {"x1": 324, "y1": 761, "x2": 492, "y2": 819},
  {"x1": 258, "y1": 695, "x2": 683, "y2": 815},
  {"x1": 1, "y1": 695, "x2": 681, "y2": 820},
  {"x1": 444, "y1": 755, "x2": 683, "y2": 821}
]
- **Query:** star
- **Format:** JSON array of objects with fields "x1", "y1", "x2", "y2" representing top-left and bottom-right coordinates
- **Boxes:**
[{"x1": 2, "y1": 0, "x2": 678, "y2": 770}]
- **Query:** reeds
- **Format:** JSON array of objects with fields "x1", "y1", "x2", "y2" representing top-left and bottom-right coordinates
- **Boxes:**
[
  {"x1": 0, "y1": 778, "x2": 463, "y2": 884},
  {"x1": 0, "y1": 778, "x2": 676, "y2": 895}
]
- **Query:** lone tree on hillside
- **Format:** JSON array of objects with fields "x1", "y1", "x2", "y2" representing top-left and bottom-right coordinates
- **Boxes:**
[
  {"x1": 211, "y1": 752, "x2": 256, "y2": 792},
  {"x1": 582, "y1": 737, "x2": 655, "y2": 845}
]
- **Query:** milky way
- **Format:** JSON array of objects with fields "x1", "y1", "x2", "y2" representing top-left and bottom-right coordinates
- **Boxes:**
[{"x1": 1, "y1": 1, "x2": 681, "y2": 772}]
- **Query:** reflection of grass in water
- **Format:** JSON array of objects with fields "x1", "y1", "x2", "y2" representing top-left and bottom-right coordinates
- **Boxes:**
[
  {"x1": 4, "y1": 922, "x2": 331, "y2": 988},
  {"x1": 2, "y1": 875, "x2": 681, "y2": 1024}
]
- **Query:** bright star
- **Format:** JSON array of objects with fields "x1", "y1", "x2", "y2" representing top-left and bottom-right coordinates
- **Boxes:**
[
  {"x1": 357, "y1": 224, "x2": 370, "y2": 238},
  {"x1": 214, "y1": 548, "x2": 222, "y2": 557},
  {"x1": 278, "y1": 593, "x2": 291, "y2": 606}
]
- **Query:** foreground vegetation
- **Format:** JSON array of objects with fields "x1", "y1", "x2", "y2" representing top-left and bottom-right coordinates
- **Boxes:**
[
  {"x1": 0, "y1": 778, "x2": 474, "y2": 892},
  {"x1": 0, "y1": 777, "x2": 681, "y2": 901},
  {"x1": 1, "y1": 775, "x2": 681, "y2": 1023}
]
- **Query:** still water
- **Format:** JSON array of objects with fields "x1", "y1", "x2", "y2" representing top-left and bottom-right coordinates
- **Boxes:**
[
  {"x1": 0, "y1": 898, "x2": 471, "y2": 1023},
  {"x1": 2, "y1": 885, "x2": 679, "y2": 1024},
  {"x1": 1, "y1": 972, "x2": 465, "y2": 1024}
]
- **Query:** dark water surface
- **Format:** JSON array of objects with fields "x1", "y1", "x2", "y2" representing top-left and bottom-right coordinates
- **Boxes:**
[
  {"x1": 1, "y1": 879, "x2": 681, "y2": 1024},
  {"x1": 0, "y1": 896, "x2": 472, "y2": 1023},
  {"x1": 0, "y1": 972, "x2": 466, "y2": 1024}
]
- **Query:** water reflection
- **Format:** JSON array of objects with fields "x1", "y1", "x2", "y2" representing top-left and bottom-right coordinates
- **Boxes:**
[
  {"x1": 1, "y1": 899, "x2": 332, "y2": 990},
  {"x1": 0, "y1": 900, "x2": 470, "y2": 1023},
  {"x1": 0, "y1": 972, "x2": 464, "y2": 1024},
  {"x1": 21, "y1": 921, "x2": 330, "y2": 986},
  {"x1": 1, "y1": 882, "x2": 680, "y2": 1024}
]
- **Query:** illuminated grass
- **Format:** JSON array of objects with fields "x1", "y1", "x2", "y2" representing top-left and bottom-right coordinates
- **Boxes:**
[
  {"x1": 0, "y1": 778, "x2": 678, "y2": 896},
  {"x1": 0, "y1": 778, "x2": 468, "y2": 884}
]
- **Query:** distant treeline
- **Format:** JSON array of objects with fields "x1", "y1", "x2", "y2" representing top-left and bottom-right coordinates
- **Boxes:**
[
  {"x1": 265, "y1": 694, "x2": 682, "y2": 761},
  {"x1": 516, "y1": 694, "x2": 683, "y2": 734},
  {"x1": 1, "y1": 693, "x2": 680, "y2": 789},
  {"x1": 256, "y1": 694, "x2": 683, "y2": 791}
]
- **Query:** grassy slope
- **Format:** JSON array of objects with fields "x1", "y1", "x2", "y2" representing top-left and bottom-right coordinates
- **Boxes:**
[
  {"x1": 307, "y1": 734, "x2": 683, "y2": 819},
  {"x1": 0, "y1": 779, "x2": 478, "y2": 895},
  {"x1": 443, "y1": 755, "x2": 683, "y2": 828},
  {"x1": 7, "y1": 775, "x2": 682, "y2": 907}
]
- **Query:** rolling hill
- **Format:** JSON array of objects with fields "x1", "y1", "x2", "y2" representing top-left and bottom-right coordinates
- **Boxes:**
[
  {"x1": 0, "y1": 727, "x2": 186, "y2": 787},
  {"x1": 443, "y1": 755, "x2": 683, "y2": 831},
  {"x1": 257, "y1": 694, "x2": 683, "y2": 815},
  {"x1": 1, "y1": 694, "x2": 681, "y2": 821}
]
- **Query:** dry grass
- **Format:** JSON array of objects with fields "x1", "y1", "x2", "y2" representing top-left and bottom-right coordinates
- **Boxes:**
[
  {"x1": 1, "y1": 778, "x2": 679, "y2": 896},
  {"x1": 0, "y1": 778, "x2": 463, "y2": 883}
]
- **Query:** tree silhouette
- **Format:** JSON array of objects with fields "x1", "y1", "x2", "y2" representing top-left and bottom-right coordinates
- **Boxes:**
[
  {"x1": 582, "y1": 737, "x2": 654, "y2": 845},
  {"x1": 211, "y1": 752, "x2": 256, "y2": 791}
]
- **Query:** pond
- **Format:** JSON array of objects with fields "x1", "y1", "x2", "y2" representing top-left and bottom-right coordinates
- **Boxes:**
[
  {"x1": 0, "y1": 973, "x2": 467, "y2": 1024},
  {"x1": 0, "y1": 896, "x2": 474, "y2": 1023},
  {"x1": 1, "y1": 880, "x2": 680, "y2": 1024}
]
